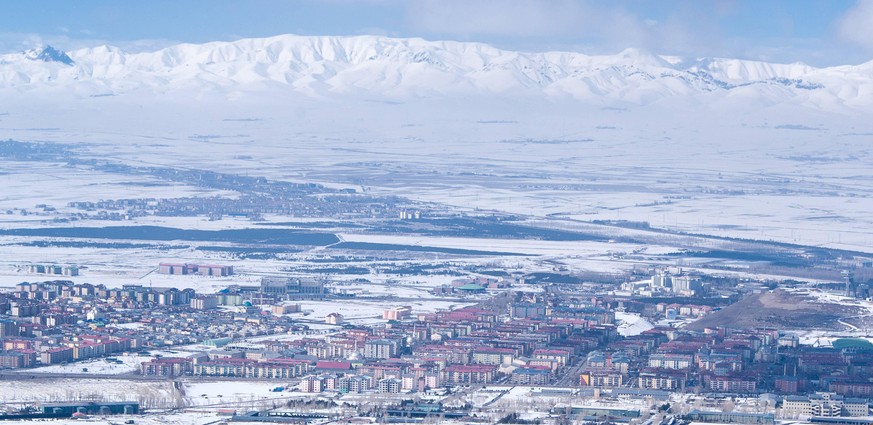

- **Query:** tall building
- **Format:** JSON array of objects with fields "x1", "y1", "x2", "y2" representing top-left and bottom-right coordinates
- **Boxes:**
[
  {"x1": 782, "y1": 392, "x2": 869, "y2": 417},
  {"x1": 364, "y1": 339, "x2": 400, "y2": 359},
  {"x1": 260, "y1": 277, "x2": 326, "y2": 298}
]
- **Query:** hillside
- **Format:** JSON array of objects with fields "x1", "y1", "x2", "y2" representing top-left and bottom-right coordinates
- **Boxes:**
[{"x1": 687, "y1": 290, "x2": 864, "y2": 331}]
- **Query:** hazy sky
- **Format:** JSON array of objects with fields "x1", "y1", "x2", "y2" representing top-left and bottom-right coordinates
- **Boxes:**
[{"x1": 2, "y1": 0, "x2": 872, "y2": 66}]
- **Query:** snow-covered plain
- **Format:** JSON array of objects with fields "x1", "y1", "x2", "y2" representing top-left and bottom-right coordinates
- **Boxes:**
[
  {"x1": 23, "y1": 413, "x2": 224, "y2": 425},
  {"x1": 0, "y1": 35, "x2": 870, "y2": 360},
  {"x1": 183, "y1": 380, "x2": 292, "y2": 407},
  {"x1": 27, "y1": 355, "x2": 147, "y2": 375},
  {"x1": 0, "y1": 35, "x2": 870, "y2": 254},
  {"x1": 0, "y1": 378, "x2": 178, "y2": 406},
  {"x1": 0, "y1": 377, "x2": 299, "y2": 423}
]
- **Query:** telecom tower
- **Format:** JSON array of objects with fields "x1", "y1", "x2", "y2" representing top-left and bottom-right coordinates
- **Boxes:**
[{"x1": 842, "y1": 270, "x2": 855, "y2": 298}]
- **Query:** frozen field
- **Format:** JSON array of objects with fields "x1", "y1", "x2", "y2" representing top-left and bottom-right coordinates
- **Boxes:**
[
  {"x1": 28, "y1": 356, "x2": 146, "y2": 375},
  {"x1": 1, "y1": 88, "x2": 870, "y2": 299},
  {"x1": 183, "y1": 380, "x2": 293, "y2": 407},
  {"x1": 1, "y1": 82, "x2": 872, "y2": 255},
  {"x1": 615, "y1": 311, "x2": 655, "y2": 337},
  {"x1": 0, "y1": 378, "x2": 178, "y2": 407},
  {"x1": 0, "y1": 412, "x2": 224, "y2": 425},
  {"x1": 0, "y1": 377, "x2": 306, "y2": 407}
]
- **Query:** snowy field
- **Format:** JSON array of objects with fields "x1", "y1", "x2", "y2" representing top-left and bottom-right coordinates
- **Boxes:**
[
  {"x1": 27, "y1": 356, "x2": 145, "y2": 375},
  {"x1": 1, "y1": 82, "x2": 872, "y2": 255},
  {"x1": 2, "y1": 36, "x2": 873, "y2": 264},
  {"x1": 615, "y1": 311, "x2": 655, "y2": 336},
  {"x1": 0, "y1": 160, "x2": 237, "y2": 217},
  {"x1": 0, "y1": 210, "x2": 690, "y2": 299},
  {"x1": 0, "y1": 377, "x2": 310, "y2": 409},
  {"x1": 0, "y1": 412, "x2": 224, "y2": 425},
  {"x1": 463, "y1": 385, "x2": 657, "y2": 412},
  {"x1": 183, "y1": 380, "x2": 293, "y2": 408},
  {"x1": 339, "y1": 232, "x2": 678, "y2": 258},
  {"x1": 0, "y1": 378, "x2": 302, "y2": 425},
  {"x1": 23, "y1": 350, "x2": 185, "y2": 376},
  {"x1": 0, "y1": 378, "x2": 178, "y2": 406},
  {"x1": 2, "y1": 92, "x2": 871, "y2": 297},
  {"x1": 783, "y1": 288, "x2": 873, "y2": 344}
]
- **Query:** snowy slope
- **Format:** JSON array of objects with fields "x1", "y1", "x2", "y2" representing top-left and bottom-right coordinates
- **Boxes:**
[{"x1": 0, "y1": 34, "x2": 871, "y2": 108}]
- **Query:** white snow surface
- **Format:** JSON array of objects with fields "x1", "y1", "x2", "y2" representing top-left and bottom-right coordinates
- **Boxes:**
[
  {"x1": 27, "y1": 354, "x2": 148, "y2": 375},
  {"x1": 615, "y1": 311, "x2": 655, "y2": 336},
  {"x1": 0, "y1": 378, "x2": 176, "y2": 405}
]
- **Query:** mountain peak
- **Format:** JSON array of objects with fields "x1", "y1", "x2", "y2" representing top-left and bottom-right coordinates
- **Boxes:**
[
  {"x1": 614, "y1": 47, "x2": 670, "y2": 67},
  {"x1": 25, "y1": 45, "x2": 74, "y2": 65}
]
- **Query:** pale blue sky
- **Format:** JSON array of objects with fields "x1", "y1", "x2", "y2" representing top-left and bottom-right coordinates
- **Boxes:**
[{"x1": 2, "y1": 0, "x2": 872, "y2": 66}]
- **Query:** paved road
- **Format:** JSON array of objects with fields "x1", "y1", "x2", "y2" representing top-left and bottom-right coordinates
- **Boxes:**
[{"x1": 554, "y1": 358, "x2": 587, "y2": 387}]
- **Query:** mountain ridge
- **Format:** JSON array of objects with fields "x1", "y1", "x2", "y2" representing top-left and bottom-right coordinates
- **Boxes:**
[
  {"x1": 24, "y1": 45, "x2": 75, "y2": 65},
  {"x1": 2, "y1": 34, "x2": 871, "y2": 109}
]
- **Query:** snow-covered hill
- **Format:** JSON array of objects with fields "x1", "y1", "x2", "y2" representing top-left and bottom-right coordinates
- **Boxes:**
[{"x1": 1, "y1": 34, "x2": 871, "y2": 109}]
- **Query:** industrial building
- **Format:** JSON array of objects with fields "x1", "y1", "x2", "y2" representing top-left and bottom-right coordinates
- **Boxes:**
[
  {"x1": 42, "y1": 401, "x2": 139, "y2": 416},
  {"x1": 260, "y1": 277, "x2": 326, "y2": 299},
  {"x1": 158, "y1": 262, "x2": 233, "y2": 276}
]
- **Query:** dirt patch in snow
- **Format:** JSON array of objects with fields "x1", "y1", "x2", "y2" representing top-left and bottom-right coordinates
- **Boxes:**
[{"x1": 686, "y1": 289, "x2": 862, "y2": 331}]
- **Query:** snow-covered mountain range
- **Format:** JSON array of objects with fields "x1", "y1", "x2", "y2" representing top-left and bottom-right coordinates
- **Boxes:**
[{"x1": 1, "y1": 34, "x2": 872, "y2": 109}]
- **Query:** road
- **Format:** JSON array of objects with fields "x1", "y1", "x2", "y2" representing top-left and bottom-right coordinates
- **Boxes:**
[
  {"x1": 838, "y1": 313, "x2": 873, "y2": 332},
  {"x1": 554, "y1": 358, "x2": 587, "y2": 387}
]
